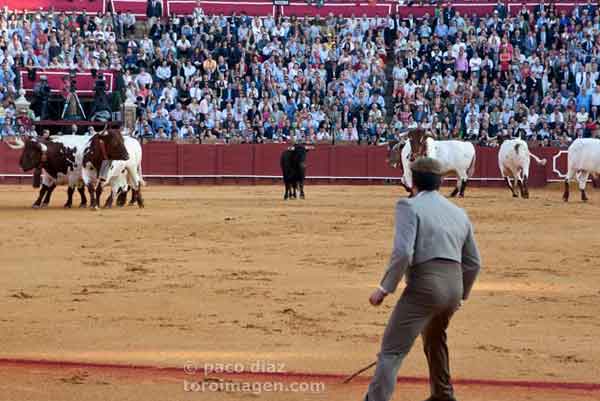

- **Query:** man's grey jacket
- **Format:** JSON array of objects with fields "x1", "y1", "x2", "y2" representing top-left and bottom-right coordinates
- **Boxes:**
[{"x1": 379, "y1": 190, "x2": 481, "y2": 299}]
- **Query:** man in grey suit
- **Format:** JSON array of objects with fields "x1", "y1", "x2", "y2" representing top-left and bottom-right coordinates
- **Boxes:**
[{"x1": 364, "y1": 157, "x2": 481, "y2": 401}]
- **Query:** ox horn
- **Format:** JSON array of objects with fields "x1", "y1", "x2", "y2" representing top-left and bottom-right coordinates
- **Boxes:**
[
  {"x1": 305, "y1": 145, "x2": 316, "y2": 150},
  {"x1": 6, "y1": 136, "x2": 25, "y2": 150}
]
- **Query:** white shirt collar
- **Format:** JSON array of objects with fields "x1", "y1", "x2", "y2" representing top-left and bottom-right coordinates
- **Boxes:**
[{"x1": 415, "y1": 190, "x2": 435, "y2": 198}]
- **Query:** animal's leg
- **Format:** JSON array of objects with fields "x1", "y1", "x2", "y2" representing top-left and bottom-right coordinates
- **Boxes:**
[
  {"x1": 284, "y1": 182, "x2": 289, "y2": 200},
  {"x1": 514, "y1": 169, "x2": 525, "y2": 198},
  {"x1": 136, "y1": 187, "x2": 145, "y2": 208},
  {"x1": 504, "y1": 176, "x2": 517, "y2": 197},
  {"x1": 578, "y1": 171, "x2": 590, "y2": 202},
  {"x1": 291, "y1": 182, "x2": 297, "y2": 199},
  {"x1": 521, "y1": 175, "x2": 530, "y2": 199},
  {"x1": 128, "y1": 189, "x2": 137, "y2": 206},
  {"x1": 87, "y1": 183, "x2": 97, "y2": 209},
  {"x1": 502, "y1": 168, "x2": 517, "y2": 197},
  {"x1": 78, "y1": 186, "x2": 88, "y2": 208},
  {"x1": 127, "y1": 176, "x2": 139, "y2": 206},
  {"x1": 95, "y1": 183, "x2": 104, "y2": 209},
  {"x1": 116, "y1": 189, "x2": 128, "y2": 207},
  {"x1": 42, "y1": 184, "x2": 56, "y2": 207},
  {"x1": 104, "y1": 191, "x2": 114, "y2": 209},
  {"x1": 403, "y1": 171, "x2": 414, "y2": 196},
  {"x1": 449, "y1": 185, "x2": 459, "y2": 198},
  {"x1": 458, "y1": 177, "x2": 468, "y2": 198},
  {"x1": 299, "y1": 181, "x2": 305, "y2": 199},
  {"x1": 64, "y1": 186, "x2": 75, "y2": 208},
  {"x1": 516, "y1": 179, "x2": 524, "y2": 198},
  {"x1": 124, "y1": 168, "x2": 144, "y2": 208},
  {"x1": 400, "y1": 178, "x2": 413, "y2": 195},
  {"x1": 126, "y1": 180, "x2": 144, "y2": 209},
  {"x1": 33, "y1": 185, "x2": 47, "y2": 208},
  {"x1": 32, "y1": 168, "x2": 42, "y2": 188},
  {"x1": 563, "y1": 168, "x2": 577, "y2": 202}
]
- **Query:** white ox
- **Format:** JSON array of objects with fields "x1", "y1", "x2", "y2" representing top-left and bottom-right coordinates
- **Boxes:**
[
  {"x1": 97, "y1": 135, "x2": 146, "y2": 208},
  {"x1": 498, "y1": 139, "x2": 547, "y2": 198},
  {"x1": 389, "y1": 130, "x2": 476, "y2": 197},
  {"x1": 563, "y1": 138, "x2": 600, "y2": 202},
  {"x1": 53, "y1": 131, "x2": 130, "y2": 208}
]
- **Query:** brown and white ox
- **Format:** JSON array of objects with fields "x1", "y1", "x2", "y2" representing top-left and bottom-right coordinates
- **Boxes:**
[
  {"x1": 387, "y1": 129, "x2": 477, "y2": 197},
  {"x1": 7, "y1": 129, "x2": 129, "y2": 208},
  {"x1": 95, "y1": 135, "x2": 146, "y2": 208}
]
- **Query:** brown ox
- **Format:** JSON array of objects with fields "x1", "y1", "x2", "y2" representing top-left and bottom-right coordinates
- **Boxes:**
[
  {"x1": 81, "y1": 128, "x2": 130, "y2": 208},
  {"x1": 406, "y1": 129, "x2": 436, "y2": 161},
  {"x1": 387, "y1": 129, "x2": 477, "y2": 198}
]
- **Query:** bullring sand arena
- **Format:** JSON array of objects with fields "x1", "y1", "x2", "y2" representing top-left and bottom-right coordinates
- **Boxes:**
[{"x1": 0, "y1": 184, "x2": 599, "y2": 401}]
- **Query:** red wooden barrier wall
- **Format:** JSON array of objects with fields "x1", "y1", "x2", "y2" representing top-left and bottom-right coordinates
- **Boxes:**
[
  {"x1": 5, "y1": 0, "x2": 579, "y2": 19},
  {"x1": 4, "y1": 0, "x2": 105, "y2": 13},
  {"x1": 0, "y1": 143, "x2": 569, "y2": 186},
  {"x1": 281, "y1": 1, "x2": 394, "y2": 17},
  {"x1": 19, "y1": 68, "x2": 118, "y2": 96},
  {"x1": 162, "y1": 1, "x2": 578, "y2": 19}
]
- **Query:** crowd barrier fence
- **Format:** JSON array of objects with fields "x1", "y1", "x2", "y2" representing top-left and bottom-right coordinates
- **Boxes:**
[
  {"x1": 0, "y1": 143, "x2": 569, "y2": 186},
  {"x1": 2, "y1": 1, "x2": 583, "y2": 19}
]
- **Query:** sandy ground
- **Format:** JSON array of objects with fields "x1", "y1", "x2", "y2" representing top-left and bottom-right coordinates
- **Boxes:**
[{"x1": 0, "y1": 184, "x2": 599, "y2": 401}]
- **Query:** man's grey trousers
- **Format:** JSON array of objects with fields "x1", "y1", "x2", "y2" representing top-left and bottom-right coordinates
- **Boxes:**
[{"x1": 365, "y1": 259, "x2": 463, "y2": 401}]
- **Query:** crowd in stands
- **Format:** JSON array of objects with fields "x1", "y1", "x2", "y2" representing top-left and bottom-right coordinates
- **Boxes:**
[
  {"x1": 389, "y1": 1, "x2": 600, "y2": 148},
  {"x1": 1, "y1": 2, "x2": 600, "y2": 146}
]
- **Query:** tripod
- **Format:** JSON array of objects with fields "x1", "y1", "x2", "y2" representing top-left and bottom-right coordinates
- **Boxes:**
[{"x1": 62, "y1": 90, "x2": 87, "y2": 120}]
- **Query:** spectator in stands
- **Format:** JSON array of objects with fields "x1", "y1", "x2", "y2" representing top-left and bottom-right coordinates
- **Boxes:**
[
  {"x1": 121, "y1": 11, "x2": 137, "y2": 38},
  {"x1": 146, "y1": 0, "x2": 163, "y2": 30},
  {"x1": 5, "y1": 3, "x2": 600, "y2": 145},
  {"x1": 179, "y1": 119, "x2": 195, "y2": 139}
]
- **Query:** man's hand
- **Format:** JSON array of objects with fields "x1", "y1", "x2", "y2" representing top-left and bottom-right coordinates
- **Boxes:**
[{"x1": 369, "y1": 288, "x2": 387, "y2": 306}]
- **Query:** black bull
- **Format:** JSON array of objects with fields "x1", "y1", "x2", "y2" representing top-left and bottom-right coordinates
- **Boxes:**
[{"x1": 280, "y1": 145, "x2": 312, "y2": 200}]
